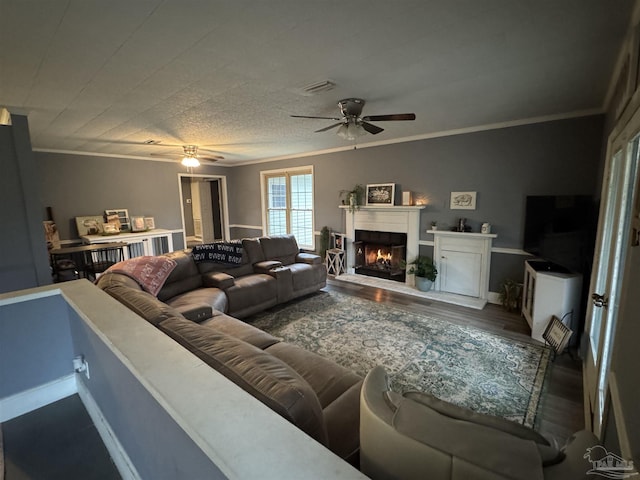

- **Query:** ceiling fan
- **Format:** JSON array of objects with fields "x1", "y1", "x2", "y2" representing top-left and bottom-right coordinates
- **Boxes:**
[
  {"x1": 149, "y1": 145, "x2": 224, "y2": 167},
  {"x1": 291, "y1": 98, "x2": 416, "y2": 140}
]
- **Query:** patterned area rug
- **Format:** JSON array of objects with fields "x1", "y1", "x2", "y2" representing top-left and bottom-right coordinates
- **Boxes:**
[{"x1": 248, "y1": 291, "x2": 551, "y2": 428}]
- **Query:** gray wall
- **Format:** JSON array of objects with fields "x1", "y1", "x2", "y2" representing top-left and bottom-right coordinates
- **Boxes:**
[
  {"x1": 228, "y1": 115, "x2": 604, "y2": 290},
  {"x1": 67, "y1": 306, "x2": 226, "y2": 479},
  {"x1": 35, "y1": 152, "x2": 229, "y2": 245},
  {"x1": 0, "y1": 295, "x2": 73, "y2": 399},
  {"x1": 31, "y1": 116, "x2": 603, "y2": 293},
  {"x1": 0, "y1": 116, "x2": 51, "y2": 292}
]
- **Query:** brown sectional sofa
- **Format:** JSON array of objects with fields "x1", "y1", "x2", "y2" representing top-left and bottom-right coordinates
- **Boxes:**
[{"x1": 96, "y1": 235, "x2": 362, "y2": 464}]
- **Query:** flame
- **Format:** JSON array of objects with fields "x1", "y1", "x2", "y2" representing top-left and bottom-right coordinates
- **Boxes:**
[{"x1": 376, "y1": 249, "x2": 392, "y2": 262}]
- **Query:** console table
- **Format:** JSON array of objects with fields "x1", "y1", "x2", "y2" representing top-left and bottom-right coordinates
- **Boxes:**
[
  {"x1": 82, "y1": 229, "x2": 174, "y2": 259},
  {"x1": 429, "y1": 230, "x2": 497, "y2": 306}
]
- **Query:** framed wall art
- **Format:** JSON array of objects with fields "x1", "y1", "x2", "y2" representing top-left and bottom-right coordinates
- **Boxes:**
[
  {"x1": 450, "y1": 191, "x2": 477, "y2": 210},
  {"x1": 366, "y1": 183, "x2": 395, "y2": 206},
  {"x1": 75, "y1": 215, "x2": 104, "y2": 236},
  {"x1": 105, "y1": 209, "x2": 130, "y2": 232},
  {"x1": 131, "y1": 216, "x2": 147, "y2": 232}
]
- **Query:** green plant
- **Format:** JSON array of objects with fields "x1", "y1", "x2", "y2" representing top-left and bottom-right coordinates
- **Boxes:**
[
  {"x1": 339, "y1": 184, "x2": 365, "y2": 213},
  {"x1": 499, "y1": 278, "x2": 523, "y2": 312},
  {"x1": 403, "y1": 256, "x2": 438, "y2": 281},
  {"x1": 319, "y1": 226, "x2": 331, "y2": 259}
]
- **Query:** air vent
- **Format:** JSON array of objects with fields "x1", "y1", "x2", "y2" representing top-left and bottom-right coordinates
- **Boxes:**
[{"x1": 301, "y1": 80, "x2": 336, "y2": 96}]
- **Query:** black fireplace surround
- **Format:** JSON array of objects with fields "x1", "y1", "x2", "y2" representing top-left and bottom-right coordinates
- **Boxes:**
[{"x1": 354, "y1": 230, "x2": 407, "y2": 282}]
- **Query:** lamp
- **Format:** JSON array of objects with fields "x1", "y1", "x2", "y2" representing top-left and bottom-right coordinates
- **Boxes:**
[
  {"x1": 181, "y1": 156, "x2": 200, "y2": 167},
  {"x1": 337, "y1": 121, "x2": 366, "y2": 141}
]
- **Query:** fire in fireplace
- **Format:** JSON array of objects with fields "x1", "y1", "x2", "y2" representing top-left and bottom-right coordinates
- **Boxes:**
[{"x1": 354, "y1": 230, "x2": 407, "y2": 282}]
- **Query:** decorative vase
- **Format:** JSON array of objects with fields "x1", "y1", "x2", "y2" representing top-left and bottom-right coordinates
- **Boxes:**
[{"x1": 415, "y1": 276, "x2": 433, "y2": 292}]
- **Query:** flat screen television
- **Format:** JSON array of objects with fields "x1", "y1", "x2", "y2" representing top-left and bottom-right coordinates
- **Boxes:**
[{"x1": 523, "y1": 195, "x2": 597, "y2": 272}]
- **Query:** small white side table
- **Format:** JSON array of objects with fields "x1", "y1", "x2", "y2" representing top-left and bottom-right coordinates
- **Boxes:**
[{"x1": 325, "y1": 248, "x2": 345, "y2": 275}]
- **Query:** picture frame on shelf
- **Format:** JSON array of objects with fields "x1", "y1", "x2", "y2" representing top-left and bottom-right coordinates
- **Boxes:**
[
  {"x1": 450, "y1": 191, "x2": 477, "y2": 210},
  {"x1": 366, "y1": 183, "x2": 395, "y2": 206},
  {"x1": 331, "y1": 232, "x2": 346, "y2": 250},
  {"x1": 102, "y1": 223, "x2": 120, "y2": 235},
  {"x1": 144, "y1": 217, "x2": 156, "y2": 230},
  {"x1": 105, "y1": 209, "x2": 130, "y2": 232},
  {"x1": 131, "y1": 216, "x2": 146, "y2": 232},
  {"x1": 75, "y1": 215, "x2": 105, "y2": 236}
]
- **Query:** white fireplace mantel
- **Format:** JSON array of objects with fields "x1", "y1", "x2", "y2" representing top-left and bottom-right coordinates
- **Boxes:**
[{"x1": 341, "y1": 205, "x2": 425, "y2": 281}]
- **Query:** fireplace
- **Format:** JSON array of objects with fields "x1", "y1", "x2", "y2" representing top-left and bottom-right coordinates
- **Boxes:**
[{"x1": 354, "y1": 230, "x2": 406, "y2": 282}]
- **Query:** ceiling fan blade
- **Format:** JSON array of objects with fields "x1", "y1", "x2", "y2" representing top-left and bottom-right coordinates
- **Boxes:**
[
  {"x1": 291, "y1": 115, "x2": 342, "y2": 120},
  {"x1": 315, "y1": 122, "x2": 343, "y2": 133},
  {"x1": 362, "y1": 113, "x2": 416, "y2": 122},
  {"x1": 361, "y1": 121, "x2": 384, "y2": 135},
  {"x1": 199, "y1": 155, "x2": 224, "y2": 162},
  {"x1": 149, "y1": 152, "x2": 180, "y2": 158}
]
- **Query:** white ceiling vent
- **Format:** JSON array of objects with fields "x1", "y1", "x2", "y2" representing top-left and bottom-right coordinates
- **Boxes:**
[{"x1": 300, "y1": 80, "x2": 336, "y2": 96}]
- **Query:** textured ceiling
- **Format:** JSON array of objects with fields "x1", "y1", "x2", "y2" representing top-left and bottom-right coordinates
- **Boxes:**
[{"x1": 0, "y1": 0, "x2": 635, "y2": 166}]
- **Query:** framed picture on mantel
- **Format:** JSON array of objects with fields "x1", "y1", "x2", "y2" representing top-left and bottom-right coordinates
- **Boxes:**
[{"x1": 366, "y1": 183, "x2": 395, "y2": 206}]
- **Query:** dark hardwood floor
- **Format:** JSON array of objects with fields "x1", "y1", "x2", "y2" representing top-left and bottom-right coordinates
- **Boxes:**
[{"x1": 325, "y1": 278, "x2": 585, "y2": 445}]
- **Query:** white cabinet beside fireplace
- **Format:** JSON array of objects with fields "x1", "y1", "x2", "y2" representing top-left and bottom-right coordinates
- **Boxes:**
[{"x1": 430, "y1": 231, "x2": 497, "y2": 301}]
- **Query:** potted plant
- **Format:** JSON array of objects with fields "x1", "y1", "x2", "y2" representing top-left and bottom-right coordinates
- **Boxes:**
[
  {"x1": 339, "y1": 184, "x2": 365, "y2": 213},
  {"x1": 430, "y1": 221, "x2": 438, "y2": 231},
  {"x1": 499, "y1": 278, "x2": 523, "y2": 312},
  {"x1": 404, "y1": 256, "x2": 438, "y2": 292},
  {"x1": 319, "y1": 226, "x2": 331, "y2": 260}
]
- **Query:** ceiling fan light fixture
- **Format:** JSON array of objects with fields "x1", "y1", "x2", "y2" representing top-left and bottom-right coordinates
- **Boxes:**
[
  {"x1": 337, "y1": 122, "x2": 366, "y2": 141},
  {"x1": 181, "y1": 156, "x2": 200, "y2": 167}
]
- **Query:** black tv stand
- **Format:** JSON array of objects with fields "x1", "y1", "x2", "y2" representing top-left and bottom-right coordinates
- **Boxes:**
[{"x1": 526, "y1": 259, "x2": 572, "y2": 274}]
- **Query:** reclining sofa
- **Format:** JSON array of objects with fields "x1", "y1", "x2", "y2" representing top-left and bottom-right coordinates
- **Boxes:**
[{"x1": 96, "y1": 235, "x2": 362, "y2": 463}]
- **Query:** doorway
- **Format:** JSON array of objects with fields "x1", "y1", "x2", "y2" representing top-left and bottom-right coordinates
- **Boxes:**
[{"x1": 178, "y1": 173, "x2": 230, "y2": 247}]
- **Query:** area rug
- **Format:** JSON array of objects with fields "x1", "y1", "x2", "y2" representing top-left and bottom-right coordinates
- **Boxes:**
[{"x1": 248, "y1": 291, "x2": 551, "y2": 428}]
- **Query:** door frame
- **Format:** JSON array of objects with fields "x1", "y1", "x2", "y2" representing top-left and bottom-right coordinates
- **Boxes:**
[
  {"x1": 177, "y1": 173, "x2": 230, "y2": 247},
  {"x1": 583, "y1": 107, "x2": 640, "y2": 436}
]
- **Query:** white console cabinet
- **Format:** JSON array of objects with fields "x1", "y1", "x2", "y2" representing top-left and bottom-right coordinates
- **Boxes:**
[
  {"x1": 82, "y1": 229, "x2": 175, "y2": 259},
  {"x1": 521, "y1": 259, "x2": 582, "y2": 342},
  {"x1": 430, "y1": 231, "x2": 497, "y2": 305}
]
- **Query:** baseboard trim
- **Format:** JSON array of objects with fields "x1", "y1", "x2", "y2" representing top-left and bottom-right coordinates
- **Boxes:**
[
  {"x1": 77, "y1": 379, "x2": 141, "y2": 480},
  {"x1": 0, "y1": 374, "x2": 77, "y2": 422}
]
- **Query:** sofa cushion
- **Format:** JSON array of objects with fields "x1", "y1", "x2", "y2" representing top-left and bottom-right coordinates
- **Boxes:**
[
  {"x1": 265, "y1": 342, "x2": 362, "y2": 409},
  {"x1": 165, "y1": 287, "x2": 228, "y2": 315},
  {"x1": 157, "y1": 251, "x2": 203, "y2": 302},
  {"x1": 242, "y1": 237, "x2": 265, "y2": 264},
  {"x1": 259, "y1": 235, "x2": 299, "y2": 265},
  {"x1": 201, "y1": 313, "x2": 280, "y2": 350},
  {"x1": 101, "y1": 284, "x2": 181, "y2": 326},
  {"x1": 287, "y1": 263, "x2": 327, "y2": 293},
  {"x1": 224, "y1": 274, "x2": 278, "y2": 317},
  {"x1": 158, "y1": 317, "x2": 328, "y2": 445},
  {"x1": 173, "y1": 302, "x2": 214, "y2": 323},
  {"x1": 404, "y1": 391, "x2": 550, "y2": 445}
]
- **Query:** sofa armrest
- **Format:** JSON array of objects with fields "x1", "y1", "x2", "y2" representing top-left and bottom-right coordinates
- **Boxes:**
[
  {"x1": 404, "y1": 390, "x2": 550, "y2": 445},
  {"x1": 254, "y1": 260, "x2": 282, "y2": 274},
  {"x1": 296, "y1": 252, "x2": 322, "y2": 265},
  {"x1": 202, "y1": 271, "x2": 235, "y2": 289}
]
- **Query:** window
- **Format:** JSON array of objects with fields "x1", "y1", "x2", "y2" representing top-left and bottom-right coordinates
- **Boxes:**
[{"x1": 262, "y1": 167, "x2": 314, "y2": 249}]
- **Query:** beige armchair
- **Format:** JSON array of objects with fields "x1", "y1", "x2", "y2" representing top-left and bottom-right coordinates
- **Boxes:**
[{"x1": 360, "y1": 365, "x2": 599, "y2": 480}]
